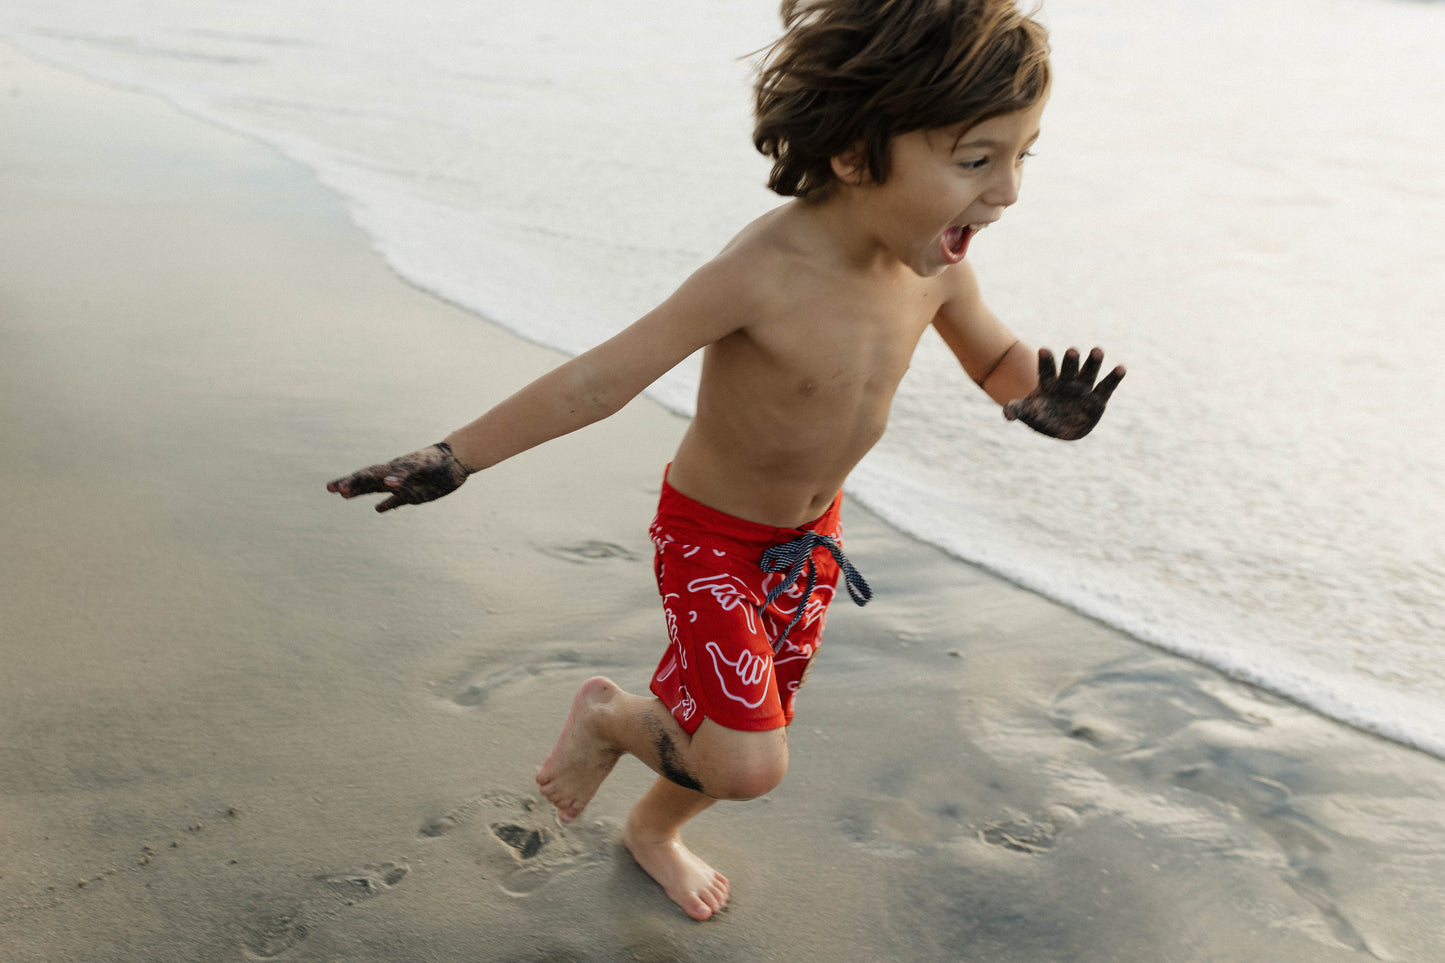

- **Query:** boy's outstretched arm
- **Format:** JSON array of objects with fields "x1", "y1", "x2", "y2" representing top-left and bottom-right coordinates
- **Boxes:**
[
  {"x1": 930, "y1": 262, "x2": 1125, "y2": 440},
  {"x1": 326, "y1": 256, "x2": 750, "y2": 511}
]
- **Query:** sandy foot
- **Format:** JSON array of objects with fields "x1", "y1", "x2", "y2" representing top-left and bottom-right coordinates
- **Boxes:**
[
  {"x1": 535, "y1": 676, "x2": 622, "y2": 824},
  {"x1": 623, "y1": 824, "x2": 730, "y2": 922}
]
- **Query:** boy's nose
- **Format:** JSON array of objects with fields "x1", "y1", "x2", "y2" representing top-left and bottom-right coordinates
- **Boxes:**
[{"x1": 985, "y1": 165, "x2": 1022, "y2": 208}]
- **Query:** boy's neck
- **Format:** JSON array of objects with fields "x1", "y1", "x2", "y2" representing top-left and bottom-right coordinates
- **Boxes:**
[{"x1": 780, "y1": 190, "x2": 908, "y2": 277}]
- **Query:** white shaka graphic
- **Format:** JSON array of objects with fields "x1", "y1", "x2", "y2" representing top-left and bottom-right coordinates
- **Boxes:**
[
  {"x1": 687, "y1": 574, "x2": 759, "y2": 634},
  {"x1": 704, "y1": 641, "x2": 772, "y2": 708}
]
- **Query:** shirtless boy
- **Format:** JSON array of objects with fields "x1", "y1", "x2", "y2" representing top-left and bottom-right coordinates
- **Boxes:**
[{"x1": 327, "y1": 0, "x2": 1124, "y2": 922}]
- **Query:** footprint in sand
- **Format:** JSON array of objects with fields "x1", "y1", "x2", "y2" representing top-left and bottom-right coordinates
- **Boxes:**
[
  {"x1": 239, "y1": 861, "x2": 410, "y2": 960},
  {"x1": 416, "y1": 790, "x2": 612, "y2": 898},
  {"x1": 538, "y1": 539, "x2": 640, "y2": 565},
  {"x1": 450, "y1": 662, "x2": 547, "y2": 708},
  {"x1": 240, "y1": 909, "x2": 309, "y2": 961},
  {"x1": 491, "y1": 823, "x2": 549, "y2": 860},
  {"x1": 976, "y1": 806, "x2": 1081, "y2": 855},
  {"x1": 445, "y1": 649, "x2": 614, "y2": 709},
  {"x1": 838, "y1": 794, "x2": 1083, "y2": 858},
  {"x1": 322, "y1": 861, "x2": 411, "y2": 900}
]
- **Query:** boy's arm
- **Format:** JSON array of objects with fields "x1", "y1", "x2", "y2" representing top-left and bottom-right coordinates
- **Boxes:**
[
  {"x1": 932, "y1": 263, "x2": 1125, "y2": 440},
  {"x1": 930, "y1": 262, "x2": 1036, "y2": 405},
  {"x1": 327, "y1": 257, "x2": 750, "y2": 512}
]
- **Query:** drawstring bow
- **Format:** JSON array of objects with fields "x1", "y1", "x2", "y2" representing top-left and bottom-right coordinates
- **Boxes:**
[{"x1": 759, "y1": 531, "x2": 871, "y2": 651}]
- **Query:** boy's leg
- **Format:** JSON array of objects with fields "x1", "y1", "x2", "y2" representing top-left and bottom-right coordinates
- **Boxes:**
[
  {"x1": 623, "y1": 777, "x2": 727, "y2": 921},
  {"x1": 536, "y1": 676, "x2": 787, "y2": 919}
]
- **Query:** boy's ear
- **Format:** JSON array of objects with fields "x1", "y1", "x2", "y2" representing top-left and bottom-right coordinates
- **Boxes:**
[{"x1": 830, "y1": 143, "x2": 869, "y2": 186}]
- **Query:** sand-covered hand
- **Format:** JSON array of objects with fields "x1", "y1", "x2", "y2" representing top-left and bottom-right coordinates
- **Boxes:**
[
  {"x1": 326, "y1": 442, "x2": 471, "y2": 512},
  {"x1": 1003, "y1": 347, "x2": 1125, "y2": 441}
]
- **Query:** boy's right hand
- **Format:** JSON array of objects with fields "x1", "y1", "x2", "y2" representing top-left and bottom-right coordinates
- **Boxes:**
[{"x1": 326, "y1": 442, "x2": 472, "y2": 513}]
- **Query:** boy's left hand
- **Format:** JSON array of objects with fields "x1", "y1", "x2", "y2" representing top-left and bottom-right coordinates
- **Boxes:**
[{"x1": 1004, "y1": 347, "x2": 1125, "y2": 440}]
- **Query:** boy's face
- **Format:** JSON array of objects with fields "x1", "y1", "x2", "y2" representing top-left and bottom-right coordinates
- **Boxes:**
[{"x1": 853, "y1": 101, "x2": 1046, "y2": 277}]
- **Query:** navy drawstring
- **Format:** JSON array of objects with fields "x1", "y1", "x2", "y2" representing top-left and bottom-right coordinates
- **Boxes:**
[{"x1": 759, "y1": 531, "x2": 870, "y2": 651}]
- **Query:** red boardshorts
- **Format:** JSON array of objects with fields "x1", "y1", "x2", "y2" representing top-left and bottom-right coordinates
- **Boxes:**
[{"x1": 648, "y1": 471, "x2": 870, "y2": 734}]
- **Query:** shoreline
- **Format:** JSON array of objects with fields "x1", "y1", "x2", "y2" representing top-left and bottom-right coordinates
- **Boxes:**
[{"x1": 4, "y1": 44, "x2": 1444, "y2": 962}]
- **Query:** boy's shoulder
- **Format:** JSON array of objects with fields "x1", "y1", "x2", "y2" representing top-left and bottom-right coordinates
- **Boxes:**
[
  {"x1": 692, "y1": 204, "x2": 812, "y2": 308},
  {"x1": 713, "y1": 203, "x2": 803, "y2": 268},
  {"x1": 711, "y1": 201, "x2": 872, "y2": 293}
]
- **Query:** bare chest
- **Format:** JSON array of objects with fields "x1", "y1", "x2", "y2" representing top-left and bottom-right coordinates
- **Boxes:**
[{"x1": 758, "y1": 286, "x2": 938, "y2": 405}]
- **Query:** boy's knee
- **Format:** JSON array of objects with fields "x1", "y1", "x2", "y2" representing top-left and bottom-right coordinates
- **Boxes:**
[
  {"x1": 708, "y1": 755, "x2": 787, "y2": 801},
  {"x1": 691, "y1": 723, "x2": 789, "y2": 800}
]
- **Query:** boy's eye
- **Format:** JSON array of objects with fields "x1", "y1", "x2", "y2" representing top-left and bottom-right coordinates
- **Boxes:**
[{"x1": 957, "y1": 149, "x2": 1035, "y2": 172}]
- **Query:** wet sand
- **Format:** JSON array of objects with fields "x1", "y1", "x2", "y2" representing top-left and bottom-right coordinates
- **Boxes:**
[{"x1": 3, "y1": 45, "x2": 1444, "y2": 962}]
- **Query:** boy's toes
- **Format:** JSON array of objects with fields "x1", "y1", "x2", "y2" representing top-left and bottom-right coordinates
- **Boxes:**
[
  {"x1": 538, "y1": 785, "x2": 582, "y2": 823},
  {"x1": 697, "y1": 874, "x2": 728, "y2": 918},
  {"x1": 685, "y1": 895, "x2": 715, "y2": 921}
]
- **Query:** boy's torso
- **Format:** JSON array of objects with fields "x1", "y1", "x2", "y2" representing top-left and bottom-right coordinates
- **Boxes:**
[{"x1": 667, "y1": 204, "x2": 956, "y2": 528}]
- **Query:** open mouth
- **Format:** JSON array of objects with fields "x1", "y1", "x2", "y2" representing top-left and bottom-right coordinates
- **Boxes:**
[{"x1": 942, "y1": 225, "x2": 976, "y2": 263}]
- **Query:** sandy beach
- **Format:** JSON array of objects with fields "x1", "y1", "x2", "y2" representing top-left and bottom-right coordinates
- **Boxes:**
[{"x1": 4, "y1": 45, "x2": 1445, "y2": 962}]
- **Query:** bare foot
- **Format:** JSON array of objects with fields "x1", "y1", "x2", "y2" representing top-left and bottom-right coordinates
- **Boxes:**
[
  {"x1": 536, "y1": 676, "x2": 622, "y2": 824},
  {"x1": 623, "y1": 821, "x2": 730, "y2": 921}
]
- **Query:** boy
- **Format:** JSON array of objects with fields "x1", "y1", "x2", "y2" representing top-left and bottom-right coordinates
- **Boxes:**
[{"x1": 327, "y1": 0, "x2": 1123, "y2": 922}]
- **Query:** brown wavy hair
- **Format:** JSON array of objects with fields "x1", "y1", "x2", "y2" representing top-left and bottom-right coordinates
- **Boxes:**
[{"x1": 753, "y1": 0, "x2": 1051, "y2": 202}]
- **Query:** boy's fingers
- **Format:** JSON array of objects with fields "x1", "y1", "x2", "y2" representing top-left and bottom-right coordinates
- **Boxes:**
[
  {"x1": 1036, "y1": 348, "x2": 1058, "y2": 388},
  {"x1": 1077, "y1": 347, "x2": 1104, "y2": 386},
  {"x1": 1094, "y1": 365, "x2": 1127, "y2": 404},
  {"x1": 326, "y1": 465, "x2": 390, "y2": 498},
  {"x1": 375, "y1": 493, "x2": 405, "y2": 513},
  {"x1": 326, "y1": 475, "x2": 357, "y2": 496},
  {"x1": 1058, "y1": 347, "x2": 1080, "y2": 383}
]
